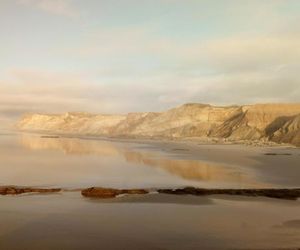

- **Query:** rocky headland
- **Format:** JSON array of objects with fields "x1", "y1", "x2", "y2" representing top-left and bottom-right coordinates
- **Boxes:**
[{"x1": 17, "y1": 103, "x2": 300, "y2": 147}]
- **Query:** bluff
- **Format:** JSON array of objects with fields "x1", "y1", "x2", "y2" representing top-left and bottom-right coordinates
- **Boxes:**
[{"x1": 17, "y1": 103, "x2": 300, "y2": 146}]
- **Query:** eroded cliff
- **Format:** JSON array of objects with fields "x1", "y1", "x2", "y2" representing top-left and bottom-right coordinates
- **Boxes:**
[{"x1": 17, "y1": 103, "x2": 300, "y2": 146}]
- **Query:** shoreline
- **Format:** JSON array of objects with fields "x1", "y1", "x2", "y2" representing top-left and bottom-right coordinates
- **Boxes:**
[
  {"x1": 1, "y1": 187, "x2": 299, "y2": 249},
  {"x1": 10, "y1": 129, "x2": 299, "y2": 149}
]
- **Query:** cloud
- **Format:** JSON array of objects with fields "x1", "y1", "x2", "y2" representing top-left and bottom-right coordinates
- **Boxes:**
[
  {"x1": 184, "y1": 34, "x2": 300, "y2": 74},
  {"x1": 61, "y1": 26, "x2": 300, "y2": 107},
  {"x1": 63, "y1": 21, "x2": 300, "y2": 75},
  {"x1": 17, "y1": 0, "x2": 78, "y2": 18}
]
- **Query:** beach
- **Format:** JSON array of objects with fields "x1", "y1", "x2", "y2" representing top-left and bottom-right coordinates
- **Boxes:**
[
  {"x1": 0, "y1": 132, "x2": 299, "y2": 249},
  {"x1": 0, "y1": 192, "x2": 300, "y2": 250}
]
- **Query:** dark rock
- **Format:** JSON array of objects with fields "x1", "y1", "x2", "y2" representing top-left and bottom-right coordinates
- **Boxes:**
[
  {"x1": 264, "y1": 153, "x2": 292, "y2": 156},
  {"x1": 157, "y1": 187, "x2": 300, "y2": 200},
  {"x1": 81, "y1": 187, "x2": 148, "y2": 198},
  {"x1": 0, "y1": 186, "x2": 61, "y2": 195}
]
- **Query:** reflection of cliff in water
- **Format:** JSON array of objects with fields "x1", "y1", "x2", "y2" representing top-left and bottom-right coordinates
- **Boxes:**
[
  {"x1": 19, "y1": 134, "x2": 264, "y2": 187},
  {"x1": 123, "y1": 151, "x2": 261, "y2": 186},
  {"x1": 19, "y1": 134, "x2": 120, "y2": 156}
]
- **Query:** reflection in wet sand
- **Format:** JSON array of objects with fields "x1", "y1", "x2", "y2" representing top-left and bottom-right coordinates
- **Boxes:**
[
  {"x1": 18, "y1": 134, "x2": 265, "y2": 187},
  {"x1": 19, "y1": 134, "x2": 120, "y2": 156},
  {"x1": 123, "y1": 151, "x2": 260, "y2": 186}
]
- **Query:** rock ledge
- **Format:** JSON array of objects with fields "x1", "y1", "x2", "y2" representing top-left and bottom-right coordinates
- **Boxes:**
[{"x1": 0, "y1": 186, "x2": 61, "y2": 195}]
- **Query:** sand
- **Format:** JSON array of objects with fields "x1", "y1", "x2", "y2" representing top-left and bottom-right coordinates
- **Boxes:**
[
  {"x1": 0, "y1": 192, "x2": 300, "y2": 250},
  {"x1": 0, "y1": 132, "x2": 299, "y2": 249}
]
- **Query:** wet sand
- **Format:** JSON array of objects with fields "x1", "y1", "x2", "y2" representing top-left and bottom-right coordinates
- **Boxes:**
[
  {"x1": 0, "y1": 192, "x2": 300, "y2": 250},
  {"x1": 0, "y1": 132, "x2": 299, "y2": 249},
  {"x1": 118, "y1": 138, "x2": 300, "y2": 188},
  {"x1": 1, "y1": 132, "x2": 299, "y2": 189}
]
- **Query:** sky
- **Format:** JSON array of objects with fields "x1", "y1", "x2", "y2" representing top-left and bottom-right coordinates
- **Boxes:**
[{"x1": 0, "y1": 0, "x2": 300, "y2": 127}]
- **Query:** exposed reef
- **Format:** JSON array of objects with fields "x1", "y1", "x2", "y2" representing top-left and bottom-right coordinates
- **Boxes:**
[
  {"x1": 81, "y1": 187, "x2": 149, "y2": 198},
  {"x1": 157, "y1": 187, "x2": 300, "y2": 200},
  {"x1": 2, "y1": 186, "x2": 300, "y2": 200},
  {"x1": 0, "y1": 186, "x2": 61, "y2": 195},
  {"x1": 82, "y1": 187, "x2": 300, "y2": 200}
]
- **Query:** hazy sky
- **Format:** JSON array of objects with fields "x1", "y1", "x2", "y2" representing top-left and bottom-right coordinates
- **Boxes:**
[{"x1": 0, "y1": 0, "x2": 300, "y2": 127}]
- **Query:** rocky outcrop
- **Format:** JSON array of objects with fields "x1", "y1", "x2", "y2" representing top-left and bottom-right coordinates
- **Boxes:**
[
  {"x1": 81, "y1": 187, "x2": 149, "y2": 198},
  {"x1": 17, "y1": 103, "x2": 300, "y2": 146},
  {"x1": 269, "y1": 114, "x2": 300, "y2": 147},
  {"x1": 81, "y1": 187, "x2": 300, "y2": 200},
  {"x1": 157, "y1": 187, "x2": 300, "y2": 200},
  {"x1": 1, "y1": 186, "x2": 300, "y2": 200},
  {"x1": 0, "y1": 186, "x2": 61, "y2": 195}
]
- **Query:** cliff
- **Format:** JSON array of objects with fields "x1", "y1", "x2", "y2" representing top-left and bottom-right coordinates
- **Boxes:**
[{"x1": 17, "y1": 103, "x2": 300, "y2": 146}]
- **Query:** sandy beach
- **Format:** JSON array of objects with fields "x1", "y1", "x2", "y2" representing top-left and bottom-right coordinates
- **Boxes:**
[
  {"x1": 0, "y1": 192, "x2": 300, "y2": 250},
  {"x1": 0, "y1": 133, "x2": 299, "y2": 249}
]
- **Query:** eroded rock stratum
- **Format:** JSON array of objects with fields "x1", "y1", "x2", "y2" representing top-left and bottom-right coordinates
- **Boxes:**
[{"x1": 17, "y1": 103, "x2": 300, "y2": 146}]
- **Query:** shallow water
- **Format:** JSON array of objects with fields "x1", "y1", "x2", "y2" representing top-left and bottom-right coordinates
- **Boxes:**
[
  {"x1": 0, "y1": 133, "x2": 275, "y2": 189},
  {"x1": 1, "y1": 132, "x2": 300, "y2": 249}
]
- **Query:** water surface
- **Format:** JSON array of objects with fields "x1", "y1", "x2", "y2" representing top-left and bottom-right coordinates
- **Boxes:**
[
  {"x1": 0, "y1": 134, "x2": 263, "y2": 188},
  {"x1": 0, "y1": 132, "x2": 295, "y2": 189},
  {"x1": 1, "y1": 132, "x2": 300, "y2": 250}
]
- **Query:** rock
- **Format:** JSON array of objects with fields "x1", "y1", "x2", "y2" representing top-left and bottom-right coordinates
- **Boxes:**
[
  {"x1": 81, "y1": 188, "x2": 121, "y2": 198},
  {"x1": 1, "y1": 186, "x2": 299, "y2": 200},
  {"x1": 157, "y1": 187, "x2": 300, "y2": 200},
  {"x1": 269, "y1": 114, "x2": 300, "y2": 147},
  {"x1": 17, "y1": 103, "x2": 300, "y2": 147},
  {"x1": 81, "y1": 187, "x2": 148, "y2": 198},
  {"x1": 82, "y1": 187, "x2": 300, "y2": 200},
  {"x1": 121, "y1": 189, "x2": 149, "y2": 195},
  {"x1": 0, "y1": 186, "x2": 61, "y2": 195}
]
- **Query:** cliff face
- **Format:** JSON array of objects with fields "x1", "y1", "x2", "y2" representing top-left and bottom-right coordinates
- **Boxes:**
[
  {"x1": 269, "y1": 114, "x2": 300, "y2": 146},
  {"x1": 17, "y1": 103, "x2": 300, "y2": 146},
  {"x1": 18, "y1": 112, "x2": 126, "y2": 136}
]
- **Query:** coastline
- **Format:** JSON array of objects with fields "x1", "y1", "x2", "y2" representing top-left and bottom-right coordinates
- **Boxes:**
[{"x1": 14, "y1": 128, "x2": 299, "y2": 148}]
